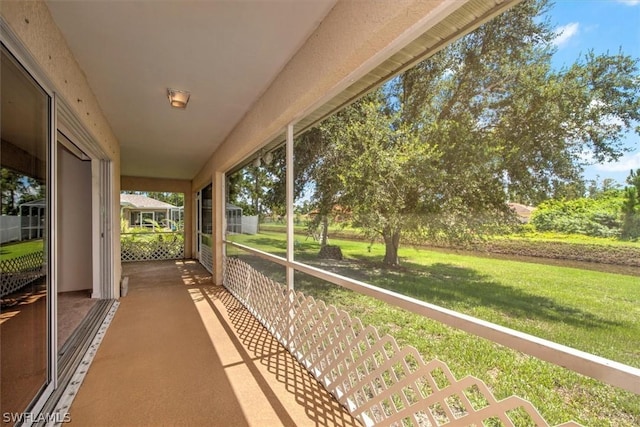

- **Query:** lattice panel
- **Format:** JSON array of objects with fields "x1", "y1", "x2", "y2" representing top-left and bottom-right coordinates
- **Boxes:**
[
  {"x1": 224, "y1": 257, "x2": 251, "y2": 300},
  {"x1": 200, "y1": 244, "x2": 213, "y2": 273},
  {"x1": 246, "y1": 270, "x2": 288, "y2": 339},
  {"x1": 121, "y1": 239, "x2": 184, "y2": 262},
  {"x1": 224, "y1": 257, "x2": 291, "y2": 343},
  {"x1": 223, "y1": 256, "x2": 581, "y2": 427},
  {"x1": 0, "y1": 251, "x2": 45, "y2": 297}
]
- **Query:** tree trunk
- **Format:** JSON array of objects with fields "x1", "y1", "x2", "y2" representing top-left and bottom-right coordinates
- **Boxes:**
[
  {"x1": 254, "y1": 168, "x2": 260, "y2": 233},
  {"x1": 321, "y1": 215, "x2": 329, "y2": 247},
  {"x1": 253, "y1": 169, "x2": 260, "y2": 215},
  {"x1": 9, "y1": 189, "x2": 15, "y2": 214},
  {"x1": 382, "y1": 227, "x2": 400, "y2": 265}
]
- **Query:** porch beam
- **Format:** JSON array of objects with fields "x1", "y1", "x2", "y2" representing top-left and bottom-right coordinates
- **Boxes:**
[{"x1": 0, "y1": 138, "x2": 46, "y2": 181}]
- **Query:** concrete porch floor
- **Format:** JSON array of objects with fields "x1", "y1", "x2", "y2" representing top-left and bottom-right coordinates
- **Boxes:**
[{"x1": 67, "y1": 260, "x2": 359, "y2": 426}]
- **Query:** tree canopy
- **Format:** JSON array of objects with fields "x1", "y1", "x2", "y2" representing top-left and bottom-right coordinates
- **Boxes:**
[
  {"x1": 622, "y1": 169, "x2": 640, "y2": 239},
  {"x1": 292, "y1": 0, "x2": 639, "y2": 265},
  {"x1": 1, "y1": 167, "x2": 43, "y2": 215}
]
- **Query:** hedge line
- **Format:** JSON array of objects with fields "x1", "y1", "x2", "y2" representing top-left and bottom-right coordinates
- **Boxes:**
[
  {"x1": 261, "y1": 225, "x2": 640, "y2": 267},
  {"x1": 471, "y1": 239, "x2": 640, "y2": 267}
]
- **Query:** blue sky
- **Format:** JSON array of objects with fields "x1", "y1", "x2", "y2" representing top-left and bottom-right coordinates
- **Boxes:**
[{"x1": 548, "y1": 0, "x2": 640, "y2": 187}]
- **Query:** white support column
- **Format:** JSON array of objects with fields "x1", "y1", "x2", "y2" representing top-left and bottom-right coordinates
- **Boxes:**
[
  {"x1": 286, "y1": 123, "x2": 294, "y2": 290},
  {"x1": 213, "y1": 171, "x2": 225, "y2": 285}
]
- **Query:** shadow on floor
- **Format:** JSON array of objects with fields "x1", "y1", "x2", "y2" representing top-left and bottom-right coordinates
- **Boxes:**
[
  {"x1": 201, "y1": 286, "x2": 360, "y2": 427},
  {"x1": 68, "y1": 260, "x2": 358, "y2": 427}
]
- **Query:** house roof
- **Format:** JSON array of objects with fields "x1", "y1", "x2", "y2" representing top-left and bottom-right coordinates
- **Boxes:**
[
  {"x1": 508, "y1": 202, "x2": 536, "y2": 221},
  {"x1": 19, "y1": 199, "x2": 46, "y2": 208},
  {"x1": 120, "y1": 194, "x2": 176, "y2": 210}
]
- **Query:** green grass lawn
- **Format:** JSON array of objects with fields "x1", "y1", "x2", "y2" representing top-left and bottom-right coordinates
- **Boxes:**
[
  {"x1": 228, "y1": 231, "x2": 640, "y2": 426},
  {"x1": 260, "y1": 222, "x2": 640, "y2": 248},
  {"x1": 0, "y1": 239, "x2": 44, "y2": 261}
]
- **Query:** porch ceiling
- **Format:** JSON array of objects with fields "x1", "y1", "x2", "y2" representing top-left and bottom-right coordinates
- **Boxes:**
[{"x1": 45, "y1": 0, "x2": 336, "y2": 180}]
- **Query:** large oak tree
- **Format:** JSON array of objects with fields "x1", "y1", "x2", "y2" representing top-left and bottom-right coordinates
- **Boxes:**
[{"x1": 298, "y1": 0, "x2": 639, "y2": 265}]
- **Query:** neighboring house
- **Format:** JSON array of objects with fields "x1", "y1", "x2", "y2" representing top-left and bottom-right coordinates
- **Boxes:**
[
  {"x1": 508, "y1": 202, "x2": 536, "y2": 223},
  {"x1": 226, "y1": 203, "x2": 243, "y2": 234},
  {"x1": 19, "y1": 199, "x2": 46, "y2": 240},
  {"x1": 309, "y1": 204, "x2": 351, "y2": 223},
  {"x1": 120, "y1": 194, "x2": 177, "y2": 229}
]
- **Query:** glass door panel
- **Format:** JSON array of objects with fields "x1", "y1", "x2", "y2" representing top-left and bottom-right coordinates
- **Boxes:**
[{"x1": 1, "y1": 46, "x2": 52, "y2": 415}]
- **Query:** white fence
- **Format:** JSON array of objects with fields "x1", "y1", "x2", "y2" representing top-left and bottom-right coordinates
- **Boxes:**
[
  {"x1": 0, "y1": 216, "x2": 21, "y2": 244},
  {"x1": 241, "y1": 215, "x2": 259, "y2": 235},
  {"x1": 223, "y1": 256, "x2": 580, "y2": 427}
]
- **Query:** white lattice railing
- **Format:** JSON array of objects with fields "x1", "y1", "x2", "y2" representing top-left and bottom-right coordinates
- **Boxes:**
[
  {"x1": 0, "y1": 251, "x2": 45, "y2": 298},
  {"x1": 223, "y1": 256, "x2": 580, "y2": 427},
  {"x1": 200, "y1": 243, "x2": 213, "y2": 273},
  {"x1": 121, "y1": 233, "x2": 184, "y2": 262}
]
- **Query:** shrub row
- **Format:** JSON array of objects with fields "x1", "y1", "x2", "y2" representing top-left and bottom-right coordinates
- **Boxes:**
[
  {"x1": 471, "y1": 239, "x2": 640, "y2": 267},
  {"x1": 262, "y1": 224, "x2": 640, "y2": 267}
]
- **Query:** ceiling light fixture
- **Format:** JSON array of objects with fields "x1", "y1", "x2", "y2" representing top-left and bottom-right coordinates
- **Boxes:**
[
  {"x1": 167, "y1": 88, "x2": 190, "y2": 109},
  {"x1": 263, "y1": 151, "x2": 273, "y2": 165},
  {"x1": 252, "y1": 149, "x2": 273, "y2": 168}
]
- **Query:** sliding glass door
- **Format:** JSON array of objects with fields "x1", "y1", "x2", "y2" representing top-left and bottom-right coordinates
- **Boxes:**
[{"x1": 1, "y1": 45, "x2": 54, "y2": 416}]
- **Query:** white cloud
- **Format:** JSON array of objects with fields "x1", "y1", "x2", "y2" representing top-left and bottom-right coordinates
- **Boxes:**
[
  {"x1": 617, "y1": 0, "x2": 640, "y2": 6},
  {"x1": 588, "y1": 99, "x2": 625, "y2": 127},
  {"x1": 579, "y1": 148, "x2": 596, "y2": 165},
  {"x1": 553, "y1": 22, "x2": 579, "y2": 47},
  {"x1": 595, "y1": 151, "x2": 640, "y2": 172}
]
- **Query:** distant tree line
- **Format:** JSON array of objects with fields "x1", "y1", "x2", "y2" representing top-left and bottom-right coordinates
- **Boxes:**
[
  {"x1": 528, "y1": 169, "x2": 640, "y2": 240},
  {"x1": 622, "y1": 169, "x2": 640, "y2": 239}
]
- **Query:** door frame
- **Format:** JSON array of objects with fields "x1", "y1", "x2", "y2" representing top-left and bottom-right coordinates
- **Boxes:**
[{"x1": 1, "y1": 17, "x2": 116, "y2": 419}]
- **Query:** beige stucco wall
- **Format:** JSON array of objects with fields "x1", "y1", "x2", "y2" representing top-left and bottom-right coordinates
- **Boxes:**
[
  {"x1": 1, "y1": 0, "x2": 122, "y2": 296},
  {"x1": 191, "y1": 0, "x2": 449, "y2": 283},
  {"x1": 57, "y1": 145, "x2": 93, "y2": 293}
]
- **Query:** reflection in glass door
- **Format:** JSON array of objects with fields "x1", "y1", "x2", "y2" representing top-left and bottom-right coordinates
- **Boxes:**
[{"x1": 1, "y1": 45, "x2": 53, "y2": 415}]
